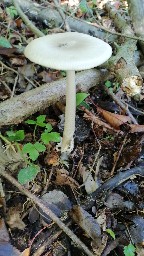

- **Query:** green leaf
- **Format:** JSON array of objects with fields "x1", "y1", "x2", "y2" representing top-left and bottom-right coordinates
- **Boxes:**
[
  {"x1": 79, "y1": 0, "x2": 89, "y2": 13},
  {"x1": 76, "y1": 93, "x2": 89, "y2": 107},
  {"x1": 22, "y1": 142, "x2": 46, "y2": 161},
  {"x1": 124, "y1": 244, "x2": 136, "y2": 256},
  {"x1": 45, "y1": 123, "x2": 53, "y2": 132},
  {"x1": 0, "y1": 36, "x2": 12, "y2": 48},
  {"x1": 6, "y1": 6, "x2": 18, "y2": 19},
  {"x1": 36, "y1": 115, "x2": 46, "y2": 127},
  {"x1": 41, "y1": 132, "x2": 61, "y2": 144},
  {"x1": 25, "y1": 119, "x2": 36, "y2": 125},
  {"x1": 25, "y1": 115, "x2": 47, "y2": 127},
  {"x1": 106, "y1": 229, "x2": 115, "y2": 240},
  {"x1": 34, "y1": 142, "x2": 46, "y2": 152},
  {"x1": 92, "y1": 0, "x2": 97, "y2": 5},
  {"x1": 80, "y1": 101, "x2": 90, "y2": 110},
  {"x1": 22, "y1": 143, "x2": 34, "y2": 153},
  {"x1": 29, "y1": 148, "x2": 39, "y2": 161},
  {"x1": 18, "y1": 165, "x2": 40, "y2": 184},
  {"x1": 105, "y1": 80, "x2": 112, "y2": 88},
  {"x1": 6, "y1": 130, "x2": 25, "y2": 141},
  {"x1": 22, "y1": 143, "x2": 39, "y2": 161}
]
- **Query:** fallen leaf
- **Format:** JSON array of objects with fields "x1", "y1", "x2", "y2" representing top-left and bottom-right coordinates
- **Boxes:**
[
  {"x1": 15, "y1": 18, "x2": 22, "y2": 28},
  {"x1": 18, "y1": 64, "x2": 35, "y2": 78},
  {"x1": 20, "y1": 248, "x2": 30, "y2": 256},
  {"x1": 55, "y1": 169, "x2": 79, "y2": 189},
  {"x1": 45, "y1": 150, "x2": 60, "y2": 166},
  {"x1": 97, "y1": 106, "x2": 131, "y2": 129},
  {"x1": 79, "y1": 164, "x2": 99, "y2": 194},
  {"x1": 0, "y1": 46, "x2": 16, "y2": 56},
  {"x1": 6, "y1": 207, "x2": 26, "y2": 230},
  {"x1": 10, "y1": 57, "x2": 26, "y2": 66}
]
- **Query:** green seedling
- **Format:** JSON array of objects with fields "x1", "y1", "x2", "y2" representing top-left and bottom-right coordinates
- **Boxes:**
[
  {"x1": 79, "y1": 0, "x2": 93, "y2": 14},
  {"x1": 6, "y1": 130, "x2": 25, "y2": 142},
  {"x1": 0, "y1": 36, "x2": 12, "y2": 48},
  {"x1": 22, "y1": 142, "x2": 46, "y2": 161},
  {"x1": 76, "y1": 92, "x2": 90, "y2": 109},
  {"x1": 124, "y1": 243, "x2": 136, "y2": 256},
  {"x1": 106, "y1": 229, "x2": 115, "y2": 240},
  {"x1": 41, "y1": 131, "x2": 61, "y2": 145},
  {"x1": 26, "y1": 115, "x2": 47, "y2": 127},
  {"x1": 18, "y1": 164, "x2": 40, "y2": 185},
  {"x1": 6, "y1": 6, "x2": 18, "y2": 19},
  {"x1": 25, "y1": 115, "x2": 47, "y2": 138},
  {"x1": 0, "y1": 115, "x2": 61, "y2": 184},
  {"x1": 105, "y1": 80, "x2": 120, "y2": 93}
]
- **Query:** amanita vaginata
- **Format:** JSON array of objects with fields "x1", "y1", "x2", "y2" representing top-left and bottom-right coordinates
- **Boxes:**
[{"x1": 24, "y1": 32, "x2": 112, "y2": 153}]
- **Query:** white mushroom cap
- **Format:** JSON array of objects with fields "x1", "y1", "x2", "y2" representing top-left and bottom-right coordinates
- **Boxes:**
[{"x1": 24, "y1": 32, "x2": 112, "y2": 70}]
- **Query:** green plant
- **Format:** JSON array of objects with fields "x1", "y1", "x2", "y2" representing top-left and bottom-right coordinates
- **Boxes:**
[
  {"x1": 22, "y1": 142, "x2": 46, "y2": 161},
  {"x1": 25, "y1": 115, "x2": 47, "y2": 138},
  {"x1": 6, "y1": 130, "x2": 25, "y2": 142},
  {"x1": 6, "y1": 6, "x2": 18, "y2": 19},
  {"x1": 124, "y1": 243, "x2": 136, "y2": 256},
  {"x1": 18, "y1": 164, "x2": 40, "y2": 185},
  {"x1": 105, "y1": 80, "x2": 120, "y2": 93},
  {"x1": 76, "y1": 92, "x2": 90, "y2": 109},
  {"x1": 0, "y1": 116, "x2": 61, "y2": 184},
  {"x1": 79, "y1": 0, "x2": 93, "y2": 15},
  {"x1": 106, "y1": 229, "x2": 115, "y2": 240},
  {"x1": 0, "y1": 36, "x2": 12, "y2": 48}
]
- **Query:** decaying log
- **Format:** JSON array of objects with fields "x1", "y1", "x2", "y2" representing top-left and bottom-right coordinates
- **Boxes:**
[
  {"x1": 0, "y1": 69, "x2": 106, "y2": 127},
  {"x1": 128, "y1": 0, "x2": 144, "y2": 55},
  {"x1": 2, "y1": 0, "x2": 117, "y2": 43},
  {"x1": 105, "y1": 2, "x2": 143, "y2": 97}
]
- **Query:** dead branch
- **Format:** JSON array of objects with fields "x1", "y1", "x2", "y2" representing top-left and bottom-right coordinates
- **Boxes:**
[
  {"x1": 2, "y1": 0, "x2": 117, "y2": 42},
  {"x1": 0, "y1": 168, "x2": 95, "y2": 256},
  {"x1": 127, "y1": 0, "x2": 144, "y2": 54},
  {"x1": 105, "y1": 2, "x2": 143, "y2": 96},
  {"x1": 12, "y1": 0, "x2": 44, "y2": 37},
  {"x1": 0, "y1": 69, "x2": 105, "y2": 127}
]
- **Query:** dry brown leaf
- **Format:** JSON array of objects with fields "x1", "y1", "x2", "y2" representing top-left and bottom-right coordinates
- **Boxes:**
[
  {"x1": 20, "y1": 248, "x2": 30, "y2": 256},
  {"x1": 55, "y1": 169, "x2": 79, "y2": 189},
  {"x1": 18, "y1": 64, "x2": 35, "y2": 78},
  {"x1": 130, "y1": 124, "x2": 144, "y2": 133},
  {"x1": 45, "y1": 150, "x2": 60, "y2": 166},
  {"x1": 0, "y1": 46, "x2": 16, "y2": 56},
  {"x1": 10, "y1": 57, "x2": 26, "y2": 66},
  {"x1": 97, "y1": 106, "x2": 131, "y2": 129},
  {"x1": 6, "y1": 207, "x2": 26, "y2": 230}
]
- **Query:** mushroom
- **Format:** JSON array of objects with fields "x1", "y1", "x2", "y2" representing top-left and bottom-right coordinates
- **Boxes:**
[{"x1": 24, "y1": 32, "x2": 112, "y2": 153}]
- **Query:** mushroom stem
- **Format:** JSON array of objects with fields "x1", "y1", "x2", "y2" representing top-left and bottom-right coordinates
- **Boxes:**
[{"x1": 61, "y1": 70, "x2": 76, "y2": 153}]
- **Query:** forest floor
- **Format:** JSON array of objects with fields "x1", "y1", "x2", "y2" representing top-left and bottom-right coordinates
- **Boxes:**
[{"x1": 0, "y1": 0, "x2": 144, "y2": 256}]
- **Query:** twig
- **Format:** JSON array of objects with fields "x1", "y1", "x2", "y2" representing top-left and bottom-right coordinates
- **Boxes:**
[
  {"x1": 0, "y1": 78, "x2": 12, "y2": 96},
  {"x1": 12, "y1": 0, "x2": 44, "y2": 37},
  {"x1": 95, "y1": 165, "x2": 144, "y2": 199},
  {"x1": 91, "y1": 22, "x2": 144, "y2": 42},
  {"x1": 103, "y1": 85, "x2": 138, "y2": 124},
  {"x1": 0, "y1": 21, "x2": 27, "y2": 44},
  {"x1": 110, "y1": 132, "x2": 128, "y2": 175},
  {"x1": 0, "y1": 169, "x2": 95, "y2": 256},
  {"x1": 53, "y1": 0, "x2": 71, "y2": 32},
  {"x1": 11, "y1": 74, "x2": 19, "y2": 98},
  {"x1": 0, "y1": 60, "x2": 18, "y2": 75},
  {"x1": 0, "y1": 69, "x2": 102, "y2": 127}
]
